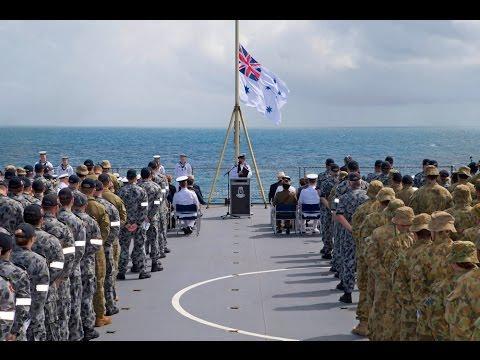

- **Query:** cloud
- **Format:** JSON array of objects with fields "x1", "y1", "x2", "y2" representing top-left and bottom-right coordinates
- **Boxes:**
[{"x1": 0, "y1": 20, "x2": 480, "y2": 127}]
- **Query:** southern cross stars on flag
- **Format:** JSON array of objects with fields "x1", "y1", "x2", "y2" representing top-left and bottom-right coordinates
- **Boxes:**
[{"x1": 238, "y1": 44, "x2": 289, "y2": 125}]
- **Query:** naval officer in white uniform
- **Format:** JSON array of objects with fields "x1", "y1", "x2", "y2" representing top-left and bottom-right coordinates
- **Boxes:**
[
  {"x1": 172, "y1": 175, "x2": 200, "y2": 235},
  {"x1": 174, "y1": 153, "x2": 193, "y2": 179},
  {"x1": 153, "y1": 155, "x2": 166, "y2": 175},
  {"x1": 231, "y1": 154, "x2": 252, "y2": 178},
  {"x1": 298, "y1": 173, "x2": 321, "y2": 234}
]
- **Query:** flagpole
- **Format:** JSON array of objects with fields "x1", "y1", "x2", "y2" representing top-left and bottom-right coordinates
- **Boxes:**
[{"x1": 233, "y1": 19, "x2": 240, "y2": 162}]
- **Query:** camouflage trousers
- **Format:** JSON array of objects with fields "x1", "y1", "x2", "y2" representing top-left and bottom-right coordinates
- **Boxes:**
[
  {"x1": 119, "y1": 226, "x2": 146, "y2": 274},
  {"x1": 80, "y1": 254, "x2": 96, "y2": 334},
  {"x1": 45, "y1": 288, "x2": 61, "y2": 341},
  {"x1": 104, "y1": 228, "x2": 119, "y2": 313},
  {"x1": 416, "y1": 305, "x2": 434, "y2": 340},
  {"x1": 93, "y1": 247, "x2": 106, "y2": 318},
  {"x1": 320, "y1": 209, "x2": 333, "y2": 253},
  {"x1": 26, "y1": 296, "x2": 46, "y2": 341},
  {"x1": 382, "y1": 287, "x2": 401, "y2": 340},
  {"x1": 331, "y1": 223, "x2": 343, "y2": 273},
  {"x1": 57, "y1": 278, "x2": 71, "y2": 341},
  {"x1": 399, "y1": 306, "x2": 417, "y2": 341},
  {"x1": 146, "y1": 218, "x2": 161, "y2": 266},
  {"x1": 160, "y1": 208, "x2": 168, "y2": 250},
  {"x1": 339, "y1": 231, "x2": 356, "y2": 293},
  {"x1": 112, "y1": 238, "x2": 120, "y2": 300},
  {"x1": 368, "y1": 276, "x2": 389, "y2": 341},
  {"x1": 355, "y1": 241, "x2": 368, "y2": 322},
  {"x1": 68, "y1": 268, "x2": 83, "y2": 341}
]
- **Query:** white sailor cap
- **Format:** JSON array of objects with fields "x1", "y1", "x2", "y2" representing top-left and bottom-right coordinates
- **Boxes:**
[
  {"x1": 176, "y1": 176, "x2": 188, "y2": 182},
  {"x1": 153, "y1": 155, "x2": 161, "y2": 159},
  {"x1": 61, "y1": 155, "x2": 69, "y2": 159},
  {"x1": 39, "y1": 151, "x2": 47, "y2": 155},
  {"x1": 58, "y1": 173, "x2": 69, "y2": 179},
  {"x1": 179, "y1": 153, "x2": 187, "y2": 157},
  {"x1": 121, "y1": 177, "x2": 129, "y2": 183},
  {"x1": 306, "y1": 173, "x2": 318, "y2": 180},
  {"x1": 136, "y1": 174, "x2": 141, "y2": 180}
]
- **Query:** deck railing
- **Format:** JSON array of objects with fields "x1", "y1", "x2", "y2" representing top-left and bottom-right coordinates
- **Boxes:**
[{"x1": 110, "y1": 164, "x2": 457, "y2": 204}]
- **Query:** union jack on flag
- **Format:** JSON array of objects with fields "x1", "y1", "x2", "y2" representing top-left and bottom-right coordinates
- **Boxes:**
[
  {"x1": 238, "y1": 45, "x2": 261, "y2": 81},
  {"x1": 238, "y1": 43, "x2": 289, "y2": 125}
]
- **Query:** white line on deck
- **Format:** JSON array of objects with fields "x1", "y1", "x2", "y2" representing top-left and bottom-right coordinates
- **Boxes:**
[{"x1": 171, "y1": 266, "x2": 330, "y2": 341}]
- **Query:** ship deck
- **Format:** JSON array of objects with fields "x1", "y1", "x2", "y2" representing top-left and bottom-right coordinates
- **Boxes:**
[{"x1": 97, "y1": 205, "x2": 364, "y2": 341}]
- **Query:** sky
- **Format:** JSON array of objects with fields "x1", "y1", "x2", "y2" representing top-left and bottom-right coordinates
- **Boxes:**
[{"x1": 1, "y1": 20, "x2": 480, "y2": 128}]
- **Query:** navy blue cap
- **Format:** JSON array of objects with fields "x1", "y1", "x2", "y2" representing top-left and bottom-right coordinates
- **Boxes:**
[
  {"x1": 15, "y1": 223, "x2": 35, "y2": 240},
  {"x1": 68, "y1": 174, "x2": 80, "y2": 184},
  {"x1": 34, "y1": 163, "x2": 44, "y2": 172},
  {"x1": 140, "y1": 167, "x2": 151, "y2": 179},
  {"x1": 4, "y1": 170, "x2": 15, "y2": 179},
  {"x1": 42, "y1": 193, "x2": 58, "y2": 207},
  {"x1": 81, "y1": 178, "x2": 96, "y2": 189},
  {"x1": 348, "y1": 172, "x2": 361, "y2": 181},
  {"x1": 24, "y1": 165, "x2": 34, "y2": 173},
  {"x1": 22, "y1": 177, "x2": 31, "y2": 188},
  {"x1": 23, "y1": 204, "x2": 43, "y2": 224},
  {"x1": 73, "y1": 192, "x2": 87, "y2": 207},
  {"x1": 32, "y1": 179, "x2": 45, "y2": 192},
  {"x1": 8, "y1": 176, "x2": 23, "y2": 190},
  {"x1": 126, "y1": 169, "x2": 137, "y2": 180},
  {"x1": 84, "y1": 159, "x2": 94, "y2": 167}
]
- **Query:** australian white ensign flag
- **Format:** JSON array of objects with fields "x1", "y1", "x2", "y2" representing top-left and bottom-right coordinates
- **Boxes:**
[{"x1": 238, "y1": 44, "x2": 289, "y2": 125}]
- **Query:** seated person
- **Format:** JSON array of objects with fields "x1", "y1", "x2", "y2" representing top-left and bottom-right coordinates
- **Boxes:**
[
  {"x1": 298, "y1": 174, "x2": 321, "y2": 234},
  {"x1": 276, "y1": 175, "x2": 296, "y2": 194},
  {"x1": 172, "y1": 176, "x2": 200, "y2": 235},
  {"x1": 272, "y1": 183, "x2": 298, "y2": 234},
  {"x1": 187, "y1": 175, "x2": 206, "y2": 205}
]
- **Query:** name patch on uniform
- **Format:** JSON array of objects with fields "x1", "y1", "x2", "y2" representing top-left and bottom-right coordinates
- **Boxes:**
[
  {"x1": 91, "y1": 239, "x2": 103, "y2": 246},
  {"x1": 63, "y1": 247, "x2": 75, "y2": 255},
  {"x1": 0, "y1": 311, "x2": 15, "y2": 321},
  {"x1": 141, "y1": 202, "x2": 148, "y2": 207},
  {"x1": 75, "y1": 241, "x2": 86, "y2": 247},
  {"x1": 16, "y1": 298, "x2": 32, "y2": 306},
  {"x1": 110, "y1": 221, "x2": 120, "y2": 227},
  {"x1": 36, "y1": 284, "x2": 49, "y2": 292},
  {"x1": 154, "y1": 200, "x2": 161, "y2": 205},
  {"x1": 50, "y1": 261, "x2": 64, "y2": 269}
]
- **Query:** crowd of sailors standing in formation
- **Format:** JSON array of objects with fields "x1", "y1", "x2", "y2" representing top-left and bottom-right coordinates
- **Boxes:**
[
  {"x1": 269, "y1": 156, "x2": 480, "y2": 341},
  {"x1": 0, "y1": 151, "x2": 206, "y2": 341}
]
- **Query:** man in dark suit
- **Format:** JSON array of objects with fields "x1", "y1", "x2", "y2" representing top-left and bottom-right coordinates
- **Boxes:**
[
  {"x1": 187, "y1": 175, "x2": 206, "y2": 205},
  {"x1": 269, "y1": 171, "x2": 285, "y2": 204}
]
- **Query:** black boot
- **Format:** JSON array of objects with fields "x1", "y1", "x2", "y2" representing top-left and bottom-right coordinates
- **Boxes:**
[
  {"x1": 336, "y1": 282, "x2": 345, "y2": 291},
  {"x1": 276, "y1": 228, "x2": 282, "y2": 234},
  {"x1": 334, "y1": 272, "x2": 339, "y2": 278},
  {"x1": 106, "y1": 307, "x2": 120, "y2": 316},
  {"x1": 159, "y1": 253, "x2": 166, "y2": 258},
  {"x1": 116, "y1": 273, "x2": 126, "y2": 280},
  {"x1": 83, "y1": 329, "x2": 99, "y2": 341},
  {"x1": 322, "y1": 253, "x2": 332, "y2": 260},
  {"x1": 164, "y1": 248, "x2": 171, "y2": 253},
  {"x1": 151, "y1": 263, "x2": 164, "y2": 272},
  {"x1": 130, "y1": 265, "x2": 140, "y2": 273},
  {"x1": 339, "y1": 292, "x2": 352, "y2": 304},
  {"x1": 329, "y1": 266, "x2": 336, "y2": 273},
  {"x1": 285, "y1": 228, "x2": 290, "y2": 235},
  {"x1": 139, "y1": 271, "x2": 151, "y2": 280}
]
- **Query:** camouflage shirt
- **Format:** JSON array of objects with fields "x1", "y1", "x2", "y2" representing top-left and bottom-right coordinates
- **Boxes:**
[
  {"x1": 408, "y1": 237, "x2": 433, "y2": 309},
  {"x1": 139, "y1": 180, "x2": 162, "y2": 221},
  {"x1": 57, "y1": 208, "x2": 86, "y2": 277},
  {"x1": 85, "y1": 195, "x2": 110, "y2": 243},
  {"x1": 0, "y1": 194, "x2": 23, "y2": 235},
  {"x1": 0, "y1": 275, "x2": 15, "y2": 341},
  {"x1": 95, "y1": 196, "x2": 120, "y2": 246},
  {"x1": 117, "y1": 183, "x2": 148, "y2": 225},
  {"x1": 445, "y1": 205, "x2": 475, "y2": 241},
  {"x1": 336, "y1": 189, "x2": 369, "y2": 223},
  {"x1": 23, "y1": 193, "x2": 41, "y2": 206},
  {"x1": 409, "y1": 183, "x2": 453, "y2": 215},
  {"x1": 42, "y1": 213, "x2": 76, "y2": 281},
  {"x1": 430, "y1": 234, "x2": 454, "y2": 284},
  {"x1": 364, "y1": 172, "x2": 381, "y2": 183},
  {"x1": 9, "y1": 193, "x2": 30, "y2": 209},
  {"x1": 445, "y1": 267, "x2": 480, "y2": 340},
  {"x1": 413, "y1": 171, "x2": 426, "y2": 188},
  {"x1": 11, "y1": 246, "x2": 49, "y2": 339},
  {"x1": 102, "y1": 189, "x2": 127, "y2": 225},
  {"x1": 352, "y1": 199, "x2": 379, "y2": 241},
  {"x1": 336, "y1": 178, "x2": 369, "y2": 197},
  {"x1": 33, "y1": 175, "x2": 54, "y2": 195},
  {"x1": 396, "y1": 185, "x2": 416, "y2": 206},
  {"x1": 31, "y1": 228, "x2": 65, "y2": 286},
  {"x1": 73, "y1": 210, "x2": 102, "y2": 258},
  {"x1": 377, "y1": 173, "x2": 390, "y2": 186},
  {"x1": 0, "y1": 259, "x2": 31, "y2": 336}
]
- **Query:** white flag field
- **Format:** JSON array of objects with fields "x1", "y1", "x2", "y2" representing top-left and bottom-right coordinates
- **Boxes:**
[{"x1": 238, "y1": 44, "x2": 290, "y2": 125}]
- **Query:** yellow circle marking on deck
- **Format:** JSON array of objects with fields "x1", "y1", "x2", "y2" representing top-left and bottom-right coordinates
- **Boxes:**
[{"x1": 171, "y1": 266, "x2": 330, "y2": 341}]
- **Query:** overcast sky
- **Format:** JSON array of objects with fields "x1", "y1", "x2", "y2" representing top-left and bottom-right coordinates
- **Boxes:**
[{"x1": 1, "y1": 20, "x2": 480, "y2": 128}]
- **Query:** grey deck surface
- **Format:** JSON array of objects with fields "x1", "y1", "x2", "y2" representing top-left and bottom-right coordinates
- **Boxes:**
[{"x1": 97, "y1": 205, "x2": 363, "y2": 341}]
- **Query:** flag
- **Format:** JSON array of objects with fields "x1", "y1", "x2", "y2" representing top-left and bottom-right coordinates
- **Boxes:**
[{"x1": 238, "y1": 44, "x2": 289, "y2": 125}]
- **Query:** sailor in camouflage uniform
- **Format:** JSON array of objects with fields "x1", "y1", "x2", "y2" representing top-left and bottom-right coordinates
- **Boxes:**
[
  {"x1": 363, "y1": 160, "x2": 382, "y2": 183},
  {"x1": 445, "y1": 236, "x2": 480, "y2": 340},
  {"x1": 57, "y1": 188, "x2": 86, "y2": 341},
  {"x1": 409, "y1": 165, "x2": 453, "y2": 214},
  {"x1": 319, "y1": 163, "x2": 340, "y2": 258},
  {"x1": 23, "y1": 204, "x2": 64, "y2": 341},
  {"x1": 0, "y1": 180, "x2": 24, "y2": 235},
  {"x1": 94, "y1": 180, "x2": 121, "y2": 315},
  {"x1": 11, "y1": 223, "x2": 49, "y2": 341},
  {"x1": 377, "y1": 161, "x2": 392, "y2": 186},
  {"x1": 41, "y1": 193, "x2": 76, "y2": 341},
  {"x1": 72, "y1": 192, "x2": 102, "y2": 341},
  {"x1": 98, "y1": 174, "x2": 127, "y2": 303},
  {"x1": 33, "y1": 164, "x2": 54, "y2": 195},
  {"x1": 149, "y1": 161, "x2": 170, "y2": 256},
  {"x1": 445, "y1": 184, "x2": 475, "y2": 240},
  {"x1": 335, "y1": 172, "x2": 369, "y2": 303},
  {"x1": 317, "y1": 158, "x2": 335, "y2": 190},
  {"x1": 413, "y1": 159, "x2": 430, "y2": 188},
  {"x1": 138, "y1": 168, "x2": 163, "y2": 272},
  {"x1": 32, "y1": 179, "x2": 45, "y2": 204},
  {"x1": 0, "y1": 274, "x2": 15, "y2": 341},
  {"x1": 8, "y1": 177, "x2": 30, "y2": 209},
  {"x1": 80, "y1": 178, "x2": 110, "y2": 327},
  {"x1": 422, "y1": 241, "x2": 477, "y2": 341},
  {"x1": 396, "y1": 175, "x2": 416, "y2": 205},
  {"x1": 0, "y1": 232, "x2": 31, "y2": 341},
  {"x1": 22, "y1": 178, "x2": 40, "y2": 206},
  {"x1": 117, "y1": 169, "x2": 150, "y2": 280}
]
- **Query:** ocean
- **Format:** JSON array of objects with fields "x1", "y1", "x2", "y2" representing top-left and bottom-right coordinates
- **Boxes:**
[{"x1": 1, "y1": 126, "x2": 478, "y2": 202}]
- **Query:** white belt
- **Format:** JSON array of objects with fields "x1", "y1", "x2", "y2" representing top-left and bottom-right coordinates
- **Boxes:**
[
  {"x1": 141, "y1": 202, "x2": 148, "y2": 207},
  {"x1": 90, "y1": 239, "x2": 103, "y2": 246},
  {"x1": 0, "y1": 311, "x2": 15, "y2": 321},
  {"x1": 75, "y1": 241, "x2": 86, "y2": 247},
  {"x1": 154, "y1": 200, "x2": 161, "y2": 205},
  {"x1": 63, "y1": 247, "x2": 75, "y2": 255},
  {"x1": 16, "y1": 298, "x2": 32, "y2": 306},
  {"x1": 50, "y1": 261, "x2": 64, "y2": 269},
  {"x1": 110, "y1": 221, "x2": 120, "y2": 227},
  {"x1": 36, "y1": 284, "x2": 49, "y2": 292}
]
